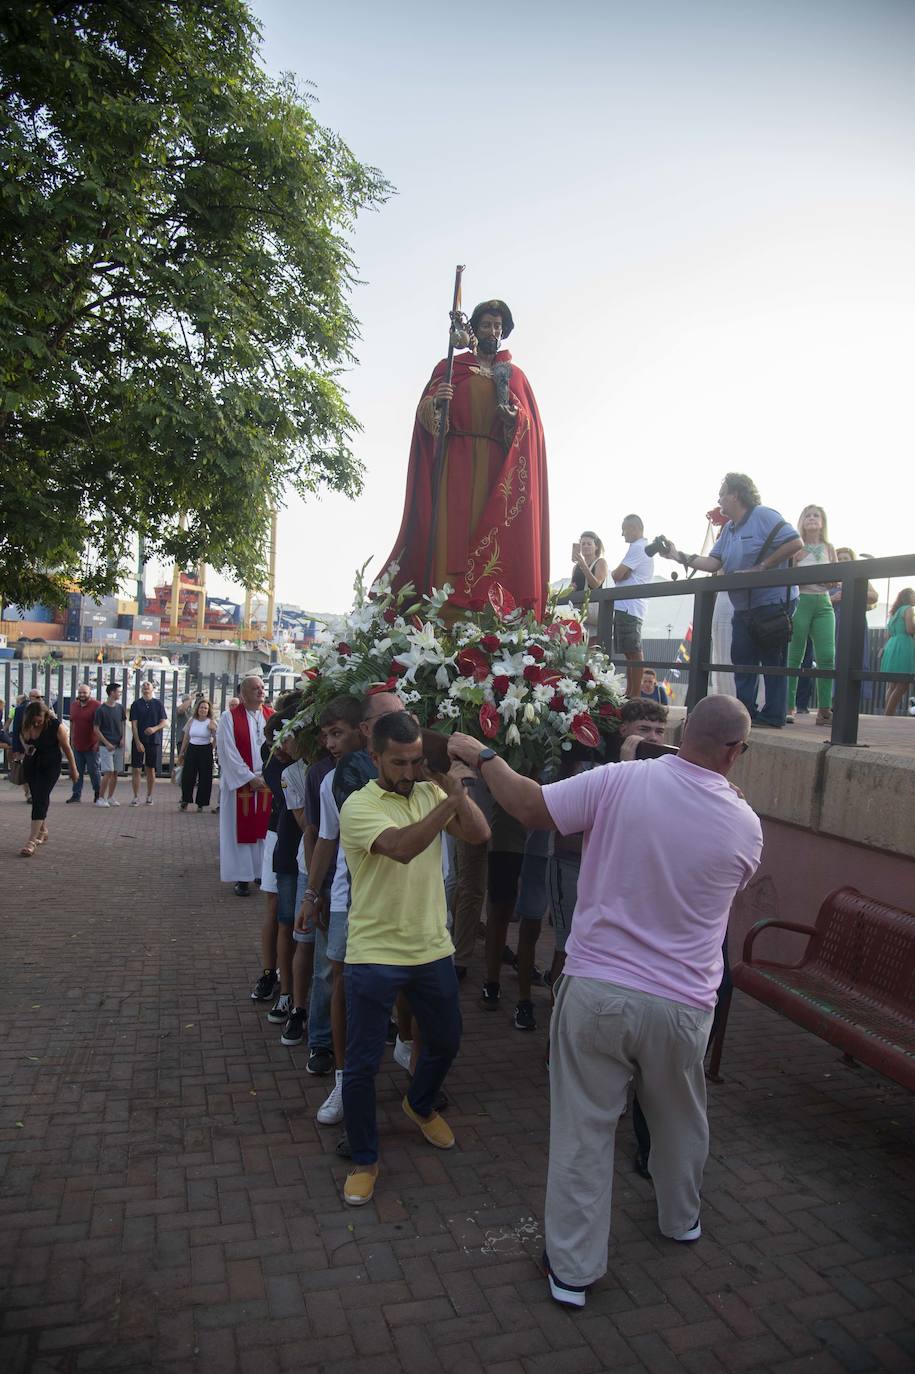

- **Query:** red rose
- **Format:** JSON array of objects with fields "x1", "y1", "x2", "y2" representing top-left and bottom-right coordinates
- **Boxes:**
[
  {"x1": 367, "y1": 677, "x2": 398, "y2": 695},
  {"x1": 523, "y1": 664, "x2": 543, "y2": 684},
  {"x1": 467, "y1": 595, "x2": 487, "y2": 612},
  {"x1": 481, "y1": 634, "x2": 502, "y2": 653},
  {"x1": 337, "y1": 642, "x2": 352, "y2": 656},
  {"x1": 479, "y1": 704, "x2": 500, "y2": 739},
  {"x1": 599, "y1": 702, "x2": 622, "y2": 719},
  {"x1": 382, "y1": 607, "x2": 397, "y2": 625},
  {"x1": 491, "y1": 675, "x2": 510, "y2": 698},
  {"x1": 527, "y1": 643, "x2": 545, "y2": 661},
  {"x1": 570, "y1": 712, "x2": 601, "y2": 747},
  {"x1": 548, "y1": 693, "x2": 565, "y2": 712},
  {"x1": 456, "y1": 646, "x2": 490, "y2": 681}
]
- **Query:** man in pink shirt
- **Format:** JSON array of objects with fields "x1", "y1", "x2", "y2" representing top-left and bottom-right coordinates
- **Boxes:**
[{"x1": 448, "y1": 695, "x2": 762, "y2": 1308}]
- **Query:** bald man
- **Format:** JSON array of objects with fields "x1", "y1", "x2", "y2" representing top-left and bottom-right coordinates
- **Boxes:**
[
  {"x1": 449, "y1": 696, "x2": 762, "y2": 1308},
  {"x1": 216, "y1": 675, "x2": 274, "y2": 895}
]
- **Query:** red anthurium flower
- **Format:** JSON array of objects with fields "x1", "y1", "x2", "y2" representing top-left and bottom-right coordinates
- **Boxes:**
[
  {"x1": 456, "y1": 646, "x2": 490, "y2": 680},
  {"x1": 481, "y1": 633, "x2": 502, "y2": 653},
  {"x1": 303, "y1": 668, "x2": 319, "y2": 680},
  {"x1": 491, "y1": 675, "x2": 510, "y2": 698},
  {"x1": 367, "y1": 677, "x2": 398, "y2": 695},
  {"x1": 559, "y1": 618, "x2": 584, "y2": 644},
  {"x1": 479, "y1": 704, "x2": 500, "y2": 739},
  {"x1": 539, "y1": 669, "x2": 562, "y2": 689},
  {"x1": 527, "y1": 643, "x2": 545, "y2": 661},
  {"x1": 580, "y1": 666, "x2": 594, "y2": 683},
  {"x1": 706, "y1": 506, "x2": 728, "y2": 528},
  {"x1": 337, "y1": 642, "x2": 352, "y2": 656},
  {"x1": 488, "y1": 583, "x2": 516, "y2": 618},
  {"x1": 391, "y1": 659, "x2": 409, "y2": 676},
  {"x1": 548, "y1": 693, "x2": 565, "y2": 712},
  {"x1": 570, "y1": 712, "x2": 601, "y2": 747}
]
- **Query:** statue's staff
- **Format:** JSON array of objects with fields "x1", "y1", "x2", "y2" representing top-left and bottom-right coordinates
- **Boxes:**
[{"x1": 424, "y1": 263, "x2": 469, "y2": 592}]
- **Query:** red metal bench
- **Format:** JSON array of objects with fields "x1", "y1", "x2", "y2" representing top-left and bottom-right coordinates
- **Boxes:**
[{"x1": 709, "y1": 886, "x2": 915, "y2": 1090}]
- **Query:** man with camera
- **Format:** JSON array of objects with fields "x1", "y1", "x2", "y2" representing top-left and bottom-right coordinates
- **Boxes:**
[
  {"x1": 664, "y1": 474, "x2": 802, "y2": 728},
  {"x1": 608, "y1": 515, "x2": 655, "y2": 698}
]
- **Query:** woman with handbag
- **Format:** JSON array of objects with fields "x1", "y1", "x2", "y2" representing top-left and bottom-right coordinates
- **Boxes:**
[
  {"x1": 176, "y1": 697, "x2": 217, "y2": 811},
  {"x1": 18, "y1": 700, "x2": 78, "y2": 856}
]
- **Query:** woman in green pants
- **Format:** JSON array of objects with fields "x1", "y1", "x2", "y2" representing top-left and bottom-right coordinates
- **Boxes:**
[{"x1": 786, "y1": 505, "x2": 838, "y2": 726}]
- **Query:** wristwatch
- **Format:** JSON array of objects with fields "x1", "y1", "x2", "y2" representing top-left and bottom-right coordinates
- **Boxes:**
[{"x1": 476, "y1": 748, "x2": 497, "y2": 769}]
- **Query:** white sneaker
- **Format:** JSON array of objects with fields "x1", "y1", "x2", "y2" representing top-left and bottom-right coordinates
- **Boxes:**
[
  {"x1": 130, "y1": 798, "x2": 139, "y2": 806},
  {"x1": 94, "y1": 798, "x2": 110, "y2": 807},
  {"x1": 145, "y1": 798, "x2": 154, "y2": 806},
  {"x1": 108, "y1": 799, "x2": 120, "y2": 806},
  {"x1": 317, "y1": 1073, "x2": 344, "y2": 1125},
  {"x1": 393, "y1": 1036, "x2": 413, "y2": 1072}
]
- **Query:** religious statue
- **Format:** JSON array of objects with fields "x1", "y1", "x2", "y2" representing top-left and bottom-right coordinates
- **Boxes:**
[{"x1": 381, "y1": 291, "x2": 549, "y2": 618}]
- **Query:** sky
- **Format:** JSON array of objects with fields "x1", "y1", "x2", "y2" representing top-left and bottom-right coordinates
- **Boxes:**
[{"x1": 149, "y1": 0, "x2": 915, "y2": 629}]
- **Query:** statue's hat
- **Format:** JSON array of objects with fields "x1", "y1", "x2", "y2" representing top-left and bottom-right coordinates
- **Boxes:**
[{"x1": 470, "y1": 299, "x2": 514, "y2": 339}]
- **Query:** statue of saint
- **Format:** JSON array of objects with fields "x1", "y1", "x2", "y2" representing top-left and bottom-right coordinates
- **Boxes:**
[{"x1": 381, "y1": 299, "x2": 549, "y2": 617}]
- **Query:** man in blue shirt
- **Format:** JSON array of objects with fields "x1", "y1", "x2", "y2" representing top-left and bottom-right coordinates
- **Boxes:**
[{"x1": 668, "y1": 474, "x2": 802, "y2": 727}]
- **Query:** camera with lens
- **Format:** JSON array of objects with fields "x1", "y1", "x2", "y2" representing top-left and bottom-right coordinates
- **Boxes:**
[{"x1": 644, "y1": 534, "x2": 674, "y2": 558}]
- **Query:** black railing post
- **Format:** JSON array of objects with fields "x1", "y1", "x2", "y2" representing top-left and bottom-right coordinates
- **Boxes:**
[
  {"x1": 832, "y1": 575, "x2": 867, "y2": 746},
  {"x1": 686, "y1": 586, "x2": 715, "y2": 710},
  {"x1": 596, "y1": 598, "x2": 613, "y2": 656}
]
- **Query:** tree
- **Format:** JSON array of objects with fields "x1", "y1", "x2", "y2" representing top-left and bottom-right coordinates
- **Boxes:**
[{"x1": 0, "y1": 0, "x2": 391, "y2": 607}]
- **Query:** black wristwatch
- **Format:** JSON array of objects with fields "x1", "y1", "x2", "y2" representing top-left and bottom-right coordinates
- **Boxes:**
[{"x1": 476, "y1": 747, "x2": 497, "y2": 769}]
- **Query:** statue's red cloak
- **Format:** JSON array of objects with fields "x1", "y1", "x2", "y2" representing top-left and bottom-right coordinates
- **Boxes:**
[{"x1": 381, "y1": 349, "x2": 549, "y2": 618}]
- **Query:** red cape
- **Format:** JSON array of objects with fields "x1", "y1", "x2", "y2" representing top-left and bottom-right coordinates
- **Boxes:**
[
  {"x1": 230, "y1": 702, "x2": 274, "y2": 845},
  {"x1": 381, "y1": 349, "x2": 549, "y2": 618}
]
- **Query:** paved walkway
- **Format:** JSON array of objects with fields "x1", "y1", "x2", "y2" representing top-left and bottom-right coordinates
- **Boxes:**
[{"x1": 0, "y1": 781, "x2": 913, "y2": 1374}]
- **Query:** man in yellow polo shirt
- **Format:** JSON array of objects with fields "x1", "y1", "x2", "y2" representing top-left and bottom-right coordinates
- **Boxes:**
[{"x1": 338, "y1": 710, "x2": 490, "y2": 1206}]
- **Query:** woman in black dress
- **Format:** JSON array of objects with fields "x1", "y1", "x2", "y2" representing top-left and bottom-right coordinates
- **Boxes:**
[{"x1": 18, "y1": 701, "x2": 78, "y2": 856}]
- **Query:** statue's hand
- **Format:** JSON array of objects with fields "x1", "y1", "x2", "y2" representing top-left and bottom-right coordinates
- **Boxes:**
[
  {"x1": 434, "y1": 382, "x2": 454, "y2": 407},
  {"x1": 498, "y1": 403, "x2": 518, "y2": 424}
]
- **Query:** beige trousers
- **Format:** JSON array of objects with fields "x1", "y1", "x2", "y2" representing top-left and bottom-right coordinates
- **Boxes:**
[{"x1": 545, "y1": 975, "x2": 713, "y2": 1286}]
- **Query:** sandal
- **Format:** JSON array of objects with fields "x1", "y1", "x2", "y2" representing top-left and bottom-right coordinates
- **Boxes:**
[
  {"x1": 19, "y1": 841, "x2": 38, "y2": 857},
  {"x1": 36, "y1": 829, "x2": 48, "y2": 845}
]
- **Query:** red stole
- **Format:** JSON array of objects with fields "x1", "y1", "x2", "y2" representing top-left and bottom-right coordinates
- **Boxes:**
[{"x1": 231, "y1": 702, "x2": 274, "y2": 844}]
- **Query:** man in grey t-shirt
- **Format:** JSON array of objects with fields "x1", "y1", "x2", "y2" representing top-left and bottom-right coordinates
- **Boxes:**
[{"x1": 94, "y1": 683, "x2": 127, "y2": 806}]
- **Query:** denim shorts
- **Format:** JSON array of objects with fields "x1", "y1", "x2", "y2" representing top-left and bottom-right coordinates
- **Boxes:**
[
  {"x1": 326, "y1": 908, "x2": 349, "y2": 963},
  {"x1": 276, "y1": 869, "x2": 310, "y2": 935},
  {"x1": 548, "y1": 855, "x2": 580, "y2": 952}
]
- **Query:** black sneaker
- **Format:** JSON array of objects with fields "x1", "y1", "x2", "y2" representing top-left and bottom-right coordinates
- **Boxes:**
[
  {"x1": 267, "y1": 993, "x2": 292, "y2": 1024},
  {"x1": 514, "y1": 999, "x2": 537, "y2": 1031},
  {"x1": 481, "y1": 981, "x2": 501, "y2": 1009},
  {"x1": 542, "y1": 1251, "x2": 588, "y2": 1309},
  {"x1": 281, "y1": 1007, "x2": 306, "y2": 1046},
  {"x1": 250, "y1": 968, "x2": 278, "y2": 1002},
  {"x1": 234, "y1": 881, "x2": 250, "y2": 896},
  {"x1": 65, "y1": 795, "x2": 80, "y2": 804},
  {"x1": 306, "y1": 1046, "x2": 334, "y2": 1076}
]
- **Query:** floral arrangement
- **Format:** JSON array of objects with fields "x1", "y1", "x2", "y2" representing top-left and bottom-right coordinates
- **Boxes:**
[{"x1": 278, "y1": 564, "x2": 626, "y2": 778}]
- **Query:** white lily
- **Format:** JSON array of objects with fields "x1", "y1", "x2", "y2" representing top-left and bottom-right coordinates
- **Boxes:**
[{"x1": 506, "y1": 724, "x2": 521, "y2": 747}]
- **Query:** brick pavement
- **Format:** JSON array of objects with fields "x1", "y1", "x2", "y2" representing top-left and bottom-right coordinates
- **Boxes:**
[{"x1": 0, "y1": 779, "x2": 913, "y2": 1374}]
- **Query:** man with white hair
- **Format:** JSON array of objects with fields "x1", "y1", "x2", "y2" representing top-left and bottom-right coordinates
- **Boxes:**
[
  {"x1": 216, "y1": 675, "x2": 274, "y2": 896},
  {"x1": 449, "y1": 694, "x2": 762, "y2": 1308}
]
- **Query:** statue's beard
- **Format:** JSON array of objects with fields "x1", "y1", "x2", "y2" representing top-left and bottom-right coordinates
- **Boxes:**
[{"x1": 478, "y1": 335, "x2": 500, "y2": 355}]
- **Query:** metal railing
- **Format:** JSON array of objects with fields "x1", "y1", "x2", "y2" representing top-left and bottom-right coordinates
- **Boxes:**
[
  {"x1": 0, "y1": 665, "x2": 300, "y2": 777},
  {"x1": 570, "y1": 553, "x2": 915, "y2": 746}
]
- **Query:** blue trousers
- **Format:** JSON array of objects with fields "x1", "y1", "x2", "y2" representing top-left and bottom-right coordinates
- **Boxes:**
[
  {"x1": 71, "y1": 749, "x2": 101, "y2": 799},
  {"x1": 343, "y1": 956, "x2": 462, "y2": 1165},
  {"x1": 730, "y1": 603, "x2": 796, "y2": 726},
  {"x1": 308, "y1": 924, "x2": 333, "y2": 1050}
]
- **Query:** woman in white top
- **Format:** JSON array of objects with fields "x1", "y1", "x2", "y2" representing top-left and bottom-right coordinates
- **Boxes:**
[
  {"x1": 786, "y1": 505, "x2": 838, "y2": 726},
  {"x1": 177, "y1": 697, "x2": 218, "y2": 810}
]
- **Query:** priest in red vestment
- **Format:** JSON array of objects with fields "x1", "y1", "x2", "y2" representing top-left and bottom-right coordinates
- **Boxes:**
[
  {"x1": 216, "y1": 674, "x2": 274, "y2": 894},
  {"x1": 381, "y1": 300, "x2": 549, "y2": 618}
]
